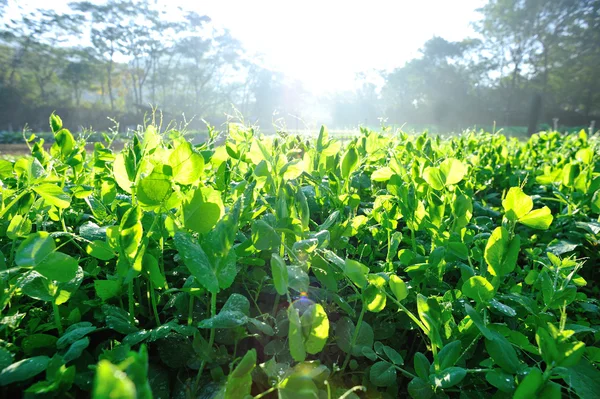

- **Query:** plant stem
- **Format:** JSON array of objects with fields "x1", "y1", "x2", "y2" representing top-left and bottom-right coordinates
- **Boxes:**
[
  {"x1": 339, "y1": 386, "x2": 366, "y2": 399},
  {"x1": 385, "y1": 292, "x2": 428, "y2": 332},
  {"x1": 149, "y1": 281, "x2": 160, "y2": 326},
  {"x1": 53, "y1": 301, "x2": 63, "y2": 335},
  {"x1": 271, "y1": 293, "x2": 280, "y2": 316},
  {"x1": 187, "y1": 294, "x2": 194, "y2": 326},
  {"x1": 0, "y1": 189, "x2": 29, "y2": 220},
  {"x1": 194, "y1": 291, "x2": 217, "y2": 393},
  {"x1": 341, "y1": 304, "x2": 366, "y2": 371},
  {"x1": 128, "y1": 281, "x2": 135, "y2": 323},
  {"x1": 254, "y1": 386, "x2": 277, "y2": 399}
]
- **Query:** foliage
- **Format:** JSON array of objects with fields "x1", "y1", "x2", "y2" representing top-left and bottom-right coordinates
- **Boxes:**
[{"x1": 0, "y1": 116, "x2": 599, "y2": 399}]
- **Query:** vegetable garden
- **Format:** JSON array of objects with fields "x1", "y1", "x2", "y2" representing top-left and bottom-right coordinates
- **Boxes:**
[{"x1": 0, "y1": 114, "x2": 599, "y2": 398}]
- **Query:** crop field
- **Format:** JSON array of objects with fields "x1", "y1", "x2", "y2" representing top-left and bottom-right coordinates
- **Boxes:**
[{"x1": 0, "y1": 114, "x2": 599, "y2": 399}]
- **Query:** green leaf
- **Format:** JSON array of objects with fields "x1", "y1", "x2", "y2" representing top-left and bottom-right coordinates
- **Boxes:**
[
  {"x1": 518, "y1": 206, "x2": 553, "y2": 230},
  {"x1": 383, "y1": 345, "x2": 404, "y2": 365},
  {"x1": 561, "y1": 359, "x2": 600, "y2": 399},
  {"x1": 513, "y1": 367, "x2": 543, "y2": 399},
  {"x1": 169, "y1": 141, "x2": 204, "y2": 185},
  {"x1": 340, "y1": 145, "x2": 359, "y2": 179},
  {"x1": 439, "y1": 158, "x2": 467, "y2": 186},
  {"x1": 371, "y1": 167, "x2": 394, "y2": 182},
  {"x1": 113, "y1": 153, "x2": 134, "y2": 194},
  {"x1": 94, "y1": 280, "x2": 121, "y2": 302},
  {"x1": 0, "y1": 356, "x2": 50, "y2": 386},
  {"x1": 52, "y1": 128, "x2": 75, "y2": 158},
  {"x1": 484, "y1": 226, "x2": 520, "y2": 277},
  {"x1": 7, "y1": 214, "x2": 32, "y2": 239},
  {"x1": 288, "y1": 306, "x2": 306, "y2": 362},
  {"x1": 136, "y1": 168, "x2": 172, "y2": 207},
  {"x1": 174, "y1": 232, "x2": 219, "y2": 294},
  {"x1": 502, "y1": 187, "x2": 533, "y2": 221},
  {"x1": 63, "y1": 337, "x2": 90, "y2": 363},
  {"x1": 336, "y1": 317, "x2": 374, "y2": 357},
  {"x1": 35, "y1": 252, "x2": 78, "y2": 282},
  {"x1": 119, "y1": 206, "x2": 143, "y2": 265},
  {"x1": 485, "y1": 368, "x2": 515, "y2": 393},
  {"x1": 429, "y1": 367, "x2": 467, "y2": 389},
  {"x1": 183, "y1": 187, "x2": 224, "y2": 234},
  {"x1": 408, "y1": 377, "x2": 434, "y2": 399},
  {"x1": 271, "y1": 253, "x2": 288, "y2": 295},
  {"x1": 86, "y1": 240, "x2": 115, "y2": 260},
  {"x1": 485, "y1": 332, "x2": 522, "y2": 374},
  {"x1": 57, "y1": 323, "x2": 97, "y2": 349},
  {"x1": 50, "y1": 113, "x2": 62, "y2": 133},
  {"x1": 363, "y1": 274, "x2": 386, "y2": 312},
  {"x1": 215, "y1": 249, "x2": 237, "y2": 290},
  {"x1": 252, "y1": 220, "x2": 281, "y2": 251},
  {"x1": 20, "y1": 273, "x2": 53, "y2": 301},
  {"x1": 464, "y1": 303, "x2": 494, "y2": 340},
  {"x1": 143, "y1": 253, "x2": 166, "y2": 289},
  {"x1": 0, "y1": 348, "x2": 13, "y2": 371},
  {"x1": 370, "y1": 361, "x2": 397, "y2": 387},
  {"x1": 538, "y1": 381, "x2": 562, "y2": 399},
  {"x1": 462, "y1": 276, "x2": 494, "y2": 302},
  {"x1": 414, "y1": 352, "x2": 431, "y2": 380},
  {"x1": 33, "y1": 184, "x2": 70, "y2": 209},
  {"x1": 198, "y1": 294, "x2": 250, "y2": 329},
  {"x1": 278, "y1": 374, "x2": 319, "y2": 399},
  {"x1": 280, "y1": 159, "x2": 305, "y2": 181},
  {"x1": 230, "y1": 349, "x2": 256, "y2": 378},
  {"x1": 15, "y1": 232, "x2": 55, "y2": 267},
  {"x1": 302, "y1": 303, "x2": 330, "y2": 355},
  {"x1": 344, "y1": 259, "x2": 369, "y2": 289},
  {"x1": 92, "y1": 360, "x2": 136, "y2": 399},
  {"x1": 437, "y1": 340, "x2": 462, "y2": 370},
  {"x1": 423, "y1": 166, "x2": 444, "y2": 190},
  {"x1": 389, "y1": 275, "x2": 409, "y2": 301}
]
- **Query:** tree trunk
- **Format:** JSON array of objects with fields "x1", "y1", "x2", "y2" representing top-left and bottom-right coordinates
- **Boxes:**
[{"x1": 107, "y1": 59, "x2": 115, "y2": 112}]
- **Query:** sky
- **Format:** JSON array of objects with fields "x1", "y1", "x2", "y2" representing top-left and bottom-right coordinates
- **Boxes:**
[
  {"x1": 190, "y1": 0, "x2": 487, "y2": 93},
  {"x1": 4, "y1": 0, "x2": 486, "y2": 94}
]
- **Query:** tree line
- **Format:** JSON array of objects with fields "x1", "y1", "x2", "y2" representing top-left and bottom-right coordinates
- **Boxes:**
[{"x1": 0, "y1": 0, "x2": 598, "y2": 134}]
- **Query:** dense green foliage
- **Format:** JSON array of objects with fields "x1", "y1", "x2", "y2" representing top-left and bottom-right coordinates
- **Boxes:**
[{"x1": 1, "y1": 114, "x2": 600, "y2": 398}]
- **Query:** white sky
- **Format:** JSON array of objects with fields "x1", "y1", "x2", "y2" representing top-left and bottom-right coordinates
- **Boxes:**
[{"x1": 4, "y1": 0, "x2": 486, "y2": 94}]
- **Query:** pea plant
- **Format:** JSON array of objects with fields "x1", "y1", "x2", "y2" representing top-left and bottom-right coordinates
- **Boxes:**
[{"x1": 0, "y1": 115, "x2": 599, "y2": 398}]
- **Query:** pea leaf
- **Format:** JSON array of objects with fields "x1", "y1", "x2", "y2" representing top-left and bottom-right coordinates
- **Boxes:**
[
  {"x1": 503, "y1": 187, "x2": 533, "y2": 221},
  {"x1": 0, "y1": 356, "x2": 50, "y2": 386},
  {"x1": 183, "y1": 187, "x2": 224, "y2": 235},
  {"x1": 252, "y1": 220, "x2": 281, "y2": 251},
  {"x1": 484, "y1": 226, "x2": 520, "y2": 277},
  {"x1": 439, "y1": 158, "x2": 467, "y2": 185},
  {"x1": 174, "y1": 232, "x2": 219, "y2": 294},
  {"x1": 513, "y1": 367, "x2": 543, "y2": 399},
  {"x1": 35, "y1": 252, "x2": 78, "y2": 282},
  {"x1": 429, "y1": 367, "x2": 467, "y2": 389},
  {"x1": 15, "y1": 232, "x2": 55, "y2": 267},
  {"x1": 389, "y1": 275, "x2": 409, "y2": 301},
  {"x1": 288, "y1": 306, "x2": 306, "y2": 362},
  {"x1": 169, "y1": 141, "x2": 204, "y2": 185},
  {"x1": 94, "y1": 280, "x2": 121, "y2": 302},
  {"x1": 271, "y1": 253, "x2": 288, "y2": 295},
  {"x1": 302, "y1": 304, "x2": 329, "y2": 355},
  {"x1": 92, "y1": 360, "x2": 136, "y2": 398},
  {"x1": 462, "y1": 276, "x2": 494, "y2": 302},
  {"x1": 33, "y1": 184, "x2": 71, "y2": 209},
  {"x1": 370, "y1": 361, "x2": 397, "y2": 387},
  {"x1": 518, "y1": 206, "x2": 553, "y2": 230},
  {"x1": 344, "y1": 259, "x2": 369, "y2": 289}
]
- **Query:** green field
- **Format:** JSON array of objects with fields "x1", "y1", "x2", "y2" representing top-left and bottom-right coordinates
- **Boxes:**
[{"x1": 0, "y1": 114, "x2": 599, "y2": 398}]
